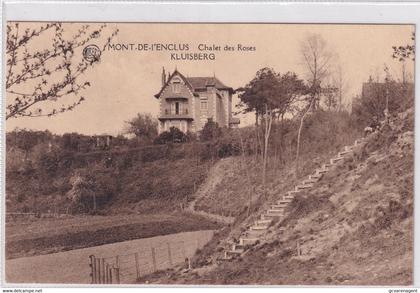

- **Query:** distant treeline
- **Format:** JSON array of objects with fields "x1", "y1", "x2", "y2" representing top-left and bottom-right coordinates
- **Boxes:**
[{"x1": 6, "y1": 130, "x2": 132, "y2": 154}]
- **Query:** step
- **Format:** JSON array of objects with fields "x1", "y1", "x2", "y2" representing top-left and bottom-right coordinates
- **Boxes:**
[
  {"x1": 288, "y1": 190, "x2": 300, "y2": 196},
  {"x1": 309, "y1": 173, "x2": 323, "y2": 180},
  {"x1": 330, "y1": 158, "x2": 343, "y2": 164},
  {"x1": 338, "y1": 150, "x2": 352, "y2": 156},
  {"x1": 222, "y1": 252, "x2": 233, "y2": 260},
  {"x1": 232, "y1": 243, "x2": 245, "y2": 251},
  {"x1": 265, "y1": 212, "x2": 284, "y2": 218},
  {"x1": 271, "y1": 204, "x2": 286, "y2": 209},
  {"x1": 239, "y1": 238, "x2": 259, "y2": 245},
  {"x1": 322, "y1": 163, "x2": 332, "y2": 168},
  {"x1": 268, "y1": 208, "x2": 284, "y2": 214},
  {"x1": 316, "y1": 169, "x2": 328, "y2": 174},
  {"x1": 244, "y1": 229, "x2": 266, "y2": 237},
  {"x1": 250, "y1": 225, "x2": 269, "y2": 231},
  {"x1": 302, "y1": 178, "x2": 318, "y2": 185},
  {"x1": 295, "y1": 184, "x2": 313, "y2": 191},
  {"x1": 225, "y1": 249, "x2": 244, "y2": 256},
  {"x1": 255, "y1": 219, "x2": 272, "y2": 226},
  {"x1": 267, "y1": 208, "x2": 285, "y2": 213},
  {"x1": 281, "y1": 196, "x2": 293, "y2": 202},
  {"x1": 331, "y1": 156, "x2": 344, "y2": 163},
  {"x1": 264, "y1": 210, "x2": 284, "y2": 217},
  {"x1": 278, "y1": 199, "x2": 292, "y2": 204}
]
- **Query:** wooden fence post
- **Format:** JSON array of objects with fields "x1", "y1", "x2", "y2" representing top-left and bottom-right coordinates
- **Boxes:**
[
  {"x1": 134, "y1": 253, "x2": 140, "y2": 279},
  {"x1": 114, "y1": 266, "x2": 120, "y2": 284},
  {"x1": 115, "y1": 255, "x2": 120, "y2": 268},
  {"x1": 167, "y1": 243, "x2": 173, "y2": 266},
  {"x1": 101, "y1": 258, "x2": 105, "y2": 283},
  {"x1": 109, "y1": 266, "x2": 113, "y2": 284},
  {"x1": 151, "y1": 247, "x2": 157, "y2": 271},
  {"x1": 97, "y1": 258, "x2": 101, "y2": 284},
  {"x1": 89, "y1": 255, "x2": 95, "y2": 284}
]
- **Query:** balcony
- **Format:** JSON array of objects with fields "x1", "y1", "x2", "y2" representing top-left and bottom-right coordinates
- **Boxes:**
[
  {"x1": 158, "y1": 108, "x2": 193, "y2": 120},
  {"x1": 165, "y1": 96, "x2": 189, "y2": 100}
]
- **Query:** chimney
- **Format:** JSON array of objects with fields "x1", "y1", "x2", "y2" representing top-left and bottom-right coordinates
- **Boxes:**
[{"x1": 162, "y1": 67, "x2": 166, "y2": 87}]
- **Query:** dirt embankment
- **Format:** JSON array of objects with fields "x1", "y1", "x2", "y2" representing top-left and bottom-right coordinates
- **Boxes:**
[{"x1": 141, "y1": 109, "x2": 414, "y2": 285}]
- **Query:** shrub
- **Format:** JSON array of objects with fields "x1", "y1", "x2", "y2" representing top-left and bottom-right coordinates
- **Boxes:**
[
  {"x1": 154, "y1": 127, "x2": 188, "y2": 144},
  {"x1": 200, "y1": 120, "x2": 223, "y2": 142},
  {"x1": 66, "y1": 164, "x2": 118, "y2": 213}
]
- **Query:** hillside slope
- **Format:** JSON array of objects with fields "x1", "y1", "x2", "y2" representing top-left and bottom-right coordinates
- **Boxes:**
[{"x1": 141, "y1": 108, "x2": 414, "y2": 285}]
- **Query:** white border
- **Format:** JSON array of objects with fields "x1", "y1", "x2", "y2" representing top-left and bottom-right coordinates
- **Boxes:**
[
  {"x1": 2, "y1": 1, "x2": 420, "y2": 23},
  {"x1": 1, "y1": 0, "x2": 419, "y2": 290}
]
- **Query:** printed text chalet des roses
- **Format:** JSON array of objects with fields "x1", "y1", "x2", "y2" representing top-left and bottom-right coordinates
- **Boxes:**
[{"x1": 106, "y1": 43, "x2": 257, "y2": 60}]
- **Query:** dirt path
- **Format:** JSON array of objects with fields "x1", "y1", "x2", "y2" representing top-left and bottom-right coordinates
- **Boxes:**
[{"x1": 6, "y1": 230, "x2": 214, "y2": 284}]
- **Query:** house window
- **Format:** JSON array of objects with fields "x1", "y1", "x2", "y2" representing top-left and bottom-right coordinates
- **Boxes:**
[
  {"x1": 175, "y1": 102, "x2": 180, "y2": 115},
  {"x1": 172, "y1": 83, "x2": 180, "y2": 93},
  {"x1": 200, "y1": 99, "x2": 208, "y2": 115},
  {"x1": 172, "y1": 77, "x2": 181, "y2": 94}
]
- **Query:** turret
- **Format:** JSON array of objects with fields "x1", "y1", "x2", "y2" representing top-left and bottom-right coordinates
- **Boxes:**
[{"x1": 161, "y1": 67, "x2": 166, "y2": 87}]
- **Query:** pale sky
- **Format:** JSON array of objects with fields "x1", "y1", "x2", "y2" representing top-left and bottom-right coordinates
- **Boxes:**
[{"x1": 6, "y1": 23, "x2": 415, "y2": 135}]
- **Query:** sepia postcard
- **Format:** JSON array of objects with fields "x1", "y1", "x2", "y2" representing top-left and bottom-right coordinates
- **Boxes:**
[{"x1": 2, "y1": 20, "x2": 415, "y2": 287}]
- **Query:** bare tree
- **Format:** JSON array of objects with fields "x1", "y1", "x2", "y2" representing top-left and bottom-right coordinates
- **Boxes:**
[
  {"x1": 6, "y1": 22, "x2": 118, "y2": 120},
  {"x1": 332, "y1": 65, "x2": 348, "y2": 111},
  {"x1": 295, "y1": 34, "x2": 335, "y2": 177},
  {"x1": 300, "y1": 34, "x2": 334, "y2": 109}
]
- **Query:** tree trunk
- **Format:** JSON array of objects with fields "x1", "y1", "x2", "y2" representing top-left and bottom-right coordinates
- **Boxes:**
[
  {"x1": 239, "y1": 132, "x2": 253, "y2": 217},
  {"x1": 279, "y1": 113, "x2": 285, "y2": 165},
  {"x1": 254, "y1": 112, "x2": 260, "y2": 161},
  {"x1": 262, "y1": 104, "x2": 273, "y2": 194},
  {"x1": 295, "y1": 98, "x2": 315, "y2": 178}
]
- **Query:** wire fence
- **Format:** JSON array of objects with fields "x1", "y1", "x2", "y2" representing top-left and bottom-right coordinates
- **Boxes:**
[
  {"x1": 89, "y1": 232, "x2": 214, "y2": 284},
  {"x1": 5, "y1": 212, "x2": 72, "y2": 222}
]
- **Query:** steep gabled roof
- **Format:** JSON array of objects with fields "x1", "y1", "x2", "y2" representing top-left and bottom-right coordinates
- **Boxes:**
[
  {"x1": 154, "y1": 69, "x2": 234, "y2": 98},
  {"x1": 186, "y1": 77, "x2": 232, "y2": 91}
]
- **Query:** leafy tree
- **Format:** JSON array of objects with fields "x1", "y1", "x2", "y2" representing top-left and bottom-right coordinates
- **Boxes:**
[
  {"x1": 200, "y1": 120, "x2": 222, "y2": 141},
  {"x1": 351, "y1": 75, "x2": 414, "y2": 129},
  {"x1": 322, "y1": 84, "x2": 339, "y2": 111},
  {"x1": 7, "y1": 128, "x2": 53, "y2": 158},
  {"x1": 61, "y1": 133, "x2": 81, "y2": 151},
  {"x1": 6, "y1": 22, "x2": 118, "y2": 119},
  {"x1": 238, "y1": 68, "x2": 306, "y2": 190},
  {"x1": 125, "y1": 113, "x2": 158, "y2": 142},
  {"x1": 66, "y1": 165, "x2": 117, "y2": 213}
]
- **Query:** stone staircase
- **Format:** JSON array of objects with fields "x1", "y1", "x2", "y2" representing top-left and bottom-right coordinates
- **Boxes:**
[{"x1": 221, "y1": 136, "x2": 369, "y2": 260}]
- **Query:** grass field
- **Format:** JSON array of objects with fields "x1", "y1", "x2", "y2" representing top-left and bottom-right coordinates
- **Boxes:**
[{"x1": 6, "y1": 212, "x2": 221, "y2": 260}]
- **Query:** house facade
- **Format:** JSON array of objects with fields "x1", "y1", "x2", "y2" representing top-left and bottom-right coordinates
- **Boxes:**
[{"x1": 154, "y1": 68, "x2": 239, "y2": 133}]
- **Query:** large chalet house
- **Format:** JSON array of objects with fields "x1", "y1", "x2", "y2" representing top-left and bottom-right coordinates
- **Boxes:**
[{"x1": 154, "y1": 68, "x2": 240, "y2": 134}]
